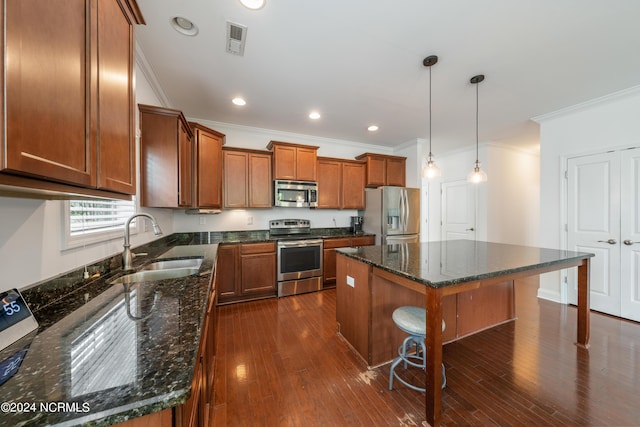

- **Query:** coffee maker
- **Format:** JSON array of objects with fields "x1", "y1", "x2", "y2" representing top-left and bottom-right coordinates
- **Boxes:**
[{"x1": 350, "y1": 216, "x2": 364, "y2": 234}]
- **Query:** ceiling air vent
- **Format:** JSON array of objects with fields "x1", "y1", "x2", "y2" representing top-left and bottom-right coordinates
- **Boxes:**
[{"x1": 226, "y1": 21, "x2": 247, "y2": 56}]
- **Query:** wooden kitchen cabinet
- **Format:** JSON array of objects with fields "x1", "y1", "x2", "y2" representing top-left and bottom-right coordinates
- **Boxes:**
[
  {"x1": 217, "y1": 242, "x2": 277, "y2": 304},
  {"x1": 0, "y1": 0, "x2": 143, "y2": 199},
  {"x1": 323, "y1": 235, "x2": 375, "y2": 288},
  {"x1": 189, "y1": 122, "x2": 225, "y2": 209},
  {"x1": 223, "y1": 147, "x2": 272, "y2": 208},
  {"x1": 240, "y1": 242, "x2": 277, "y2": 296},
  {"x1": 175, "y1": 273, "x2": 218, "y2": 427},
  {"x1": 139, "y1": 105, "x2": 193, "y2": 208},
  {"x1": 267, "y1": 141, "x2": 319, "y2": 181},
  {"x1": 217, "y1": 244, "x2": 240, "y2": 301},
  {"x1": 355, "y1": 153, "x2": 406, "y2": 187},
  {"x1": 317, "y1": 157, "x2": 366, "y2": 209}
]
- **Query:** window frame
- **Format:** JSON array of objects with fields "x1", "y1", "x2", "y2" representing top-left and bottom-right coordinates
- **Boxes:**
[{"x1": 61, "y1": 198, "x2": 138, "y2": 250}]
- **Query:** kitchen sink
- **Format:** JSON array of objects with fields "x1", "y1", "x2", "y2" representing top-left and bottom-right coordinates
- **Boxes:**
[
  {"x1": 142, "y1": 258, "x2": 203, "y2": 271},
  {"x1": 109, "y1": 267, "x2": 200, "y2": 285}
]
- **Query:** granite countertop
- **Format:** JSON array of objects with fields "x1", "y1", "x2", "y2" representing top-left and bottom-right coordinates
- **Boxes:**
[
  {"x1": 336, "y1": 239, "x2": 594, "y2": 288},
  {"x1": 0, "y1": 228, "x2": 372, "y2": 426},
  {"x1": 0, "y1": 233, "x2": 218, "y2": 427}
]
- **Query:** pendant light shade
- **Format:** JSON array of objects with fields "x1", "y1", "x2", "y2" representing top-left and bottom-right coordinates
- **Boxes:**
[
  {"x1": 467, "y1": 74, "x2": 487, "y2": 183},
  {"x1": 422, "y1": 55, "x2": 441, "y2": 179}
]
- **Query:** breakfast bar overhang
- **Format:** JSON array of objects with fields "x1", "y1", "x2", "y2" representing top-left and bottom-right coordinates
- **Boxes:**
[{"x1": 335, "y1": 240, "x2": 594, "y2": 427}]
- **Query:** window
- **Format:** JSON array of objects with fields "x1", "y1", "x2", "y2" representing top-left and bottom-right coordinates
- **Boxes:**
[{"x1": 62, "y1": 198, "x2": 137, "y2": 250}]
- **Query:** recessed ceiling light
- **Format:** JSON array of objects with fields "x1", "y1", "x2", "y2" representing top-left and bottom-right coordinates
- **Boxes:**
[
  {"x1": 232, "y1": 97, "x2": 246, "y2": 106},
  {"x1": 309, "y1": 111, "x2": 321, "y2": 120},
  {"x1": 240, "y1": 0, "x2": 266, "y2": 10},
  {"x1": 170, "y1": 16, "x2": 198, "y2": 36},
  {"x1": 368, "y1": 125, "x2": 379, "y2": 132}
]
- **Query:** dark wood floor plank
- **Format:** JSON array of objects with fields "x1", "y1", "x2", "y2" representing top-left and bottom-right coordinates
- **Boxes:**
[{"x1": 213, "y1": 277, "x2": 640, "y2": 426}]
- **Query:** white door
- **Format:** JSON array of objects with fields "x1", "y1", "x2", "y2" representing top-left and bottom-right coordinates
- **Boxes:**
[
  {"x1": 441, "y1": 180, "x2": 476, "y2": 240},
  {"x1": 620, "y1": 148, "x2": 640, "y2": 321},
  {"x1": 567, "y1": 151, "x2": 620, "y2": 315}
]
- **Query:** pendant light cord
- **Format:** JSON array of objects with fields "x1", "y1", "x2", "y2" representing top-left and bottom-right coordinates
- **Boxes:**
[
  {"x1": 475, "y1": 81, "x2": 479, "y2": 164},
  {"x1": 429, "y1": 65, "x2": 433, "y2": 156}
]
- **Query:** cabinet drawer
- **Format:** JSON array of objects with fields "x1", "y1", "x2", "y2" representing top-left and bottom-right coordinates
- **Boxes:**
[
  {"x1": 351, "y1": 236, "x2": 375, "y2": 247},
  {"x1": 323, "y1": 238, "x2": 351, "y2": 249},
  {"x1": 240, "y1": 242, "x2": 276, "y2": 255}
]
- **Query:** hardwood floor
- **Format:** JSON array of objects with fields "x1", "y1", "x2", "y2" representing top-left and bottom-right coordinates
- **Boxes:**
[{"x1": 212, "y1": 278, "x2": 640, "y2": 426}]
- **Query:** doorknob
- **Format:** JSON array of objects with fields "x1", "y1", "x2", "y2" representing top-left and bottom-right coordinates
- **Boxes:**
[
  {"x1": 466, "y1": 227, "x2": 475, "y2": 231},
  {"x1": 623, "y1": 240, "x2": 640, "y2": 246},
  {"x1": 597, "y1": 239, "x2": 617, "y2": 245}
]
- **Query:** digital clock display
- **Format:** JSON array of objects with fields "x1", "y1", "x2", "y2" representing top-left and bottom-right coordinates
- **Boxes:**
[
  {"x1": 0, "y1": 289, "x2": 38, "y2": 353},
  {"x1": 0, "y1": 290, "x2": 31, "y2": 330}
]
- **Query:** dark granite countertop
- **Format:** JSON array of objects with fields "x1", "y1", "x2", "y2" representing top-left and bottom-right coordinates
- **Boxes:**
[
  {"x1": 0, "y1": 228, "x2": 372, "y2": 426},
  {"x1": 336, "y1": 240, "x2": 594, "y2": 288},
  {"x1": 0, "y1": 233, "x2": 218, "y2": 427}
]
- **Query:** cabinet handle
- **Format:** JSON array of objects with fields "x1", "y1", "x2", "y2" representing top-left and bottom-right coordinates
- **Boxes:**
[
  {"x1": 597, "y1": 239, "x2": 617, "y2": 245},
  {"x1": 623, "y1": 240, "x2": 640, "y2": 246},
  {"x1": 466, "y1": 227, "x2": 475, "y2": 231}
]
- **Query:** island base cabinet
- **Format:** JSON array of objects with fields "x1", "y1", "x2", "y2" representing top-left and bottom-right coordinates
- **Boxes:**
[{"x1": 336, "y1": 254, "x2": 516, "y2": 367}]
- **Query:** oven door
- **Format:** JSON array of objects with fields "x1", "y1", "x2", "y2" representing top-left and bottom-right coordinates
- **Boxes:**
[{"x1": 277, "y1": 239, "x2": 323, "y2": 281}]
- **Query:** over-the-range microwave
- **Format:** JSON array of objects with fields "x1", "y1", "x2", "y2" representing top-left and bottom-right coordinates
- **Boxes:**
[{"x1": 274, "y1": 180, "x2": 318, "y2": 208}]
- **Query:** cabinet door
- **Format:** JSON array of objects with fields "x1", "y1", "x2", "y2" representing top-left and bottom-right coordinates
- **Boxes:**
[
  {"x1": 317, "y1": 159, "x2": 341, "y2": 209},
  {"x1": 351, "y1": 235, "x2": 375, "y2": 247},
  {"x1": 249, "y1": 153, "x2": 272, "y2": 207},
  {"x1": 296, "y1": 147, "x2": 317, "y2": 181},
  {"x1": 223, "y1": 150, "x2": 248, "y2": 208},
  {"x1": 96, "y1": 0, "x2": 136, "y2": 194},
  {"x1": 272, "y1": 145, "x2": 297, "y2": 180},
  {"x1": 342, "y1": 162, "x2": 366, "y2": 209},
  {"x1": 385, "y1": 157, "x2": 406, "y2": 187},
  {"x1": 4, "y1": 0, "x2": 94, "y2": 187},
  {"x1": 196, "y1": 129, "x2": 223, "y2": 209},
  {"x1": 178, "y1": 120, "x2": 193, "y2": 207},
  {"x1": 365, "y1": 157, "x2": 386, "y2": 187},
  {"x1": 217, "y1": 245, "x2": 240, "y2": 301},
  {"x1": 241, "y1": 246, "x2": 276, "y2": 296}
]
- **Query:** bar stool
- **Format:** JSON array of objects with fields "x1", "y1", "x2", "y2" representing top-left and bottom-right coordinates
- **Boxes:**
[{"x1": 388, "y1": 306, "x2": 446, "y2": 392}]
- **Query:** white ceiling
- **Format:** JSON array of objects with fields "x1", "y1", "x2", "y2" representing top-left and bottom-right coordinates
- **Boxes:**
[{"x1": 135, "y1": 0, "x2": 640, "y2": 154}]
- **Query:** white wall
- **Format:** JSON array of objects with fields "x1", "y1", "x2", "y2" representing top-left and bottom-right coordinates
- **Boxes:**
[
  {"x1": 424, "y1": 144, "x2": 539, "y2": 246},
  {"x1": 535, "y1": 86, "x2": 640, "y2": 301}
]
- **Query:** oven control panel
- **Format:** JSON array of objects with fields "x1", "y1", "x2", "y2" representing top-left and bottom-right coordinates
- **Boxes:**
[{"x1": 269, "y1": 219, "x2": 311, "y2": 235}]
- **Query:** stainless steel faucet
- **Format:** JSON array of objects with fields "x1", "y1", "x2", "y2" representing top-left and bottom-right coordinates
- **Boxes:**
[{"x1": 122, "y1": 213, "x2": 163, "y2": 271}]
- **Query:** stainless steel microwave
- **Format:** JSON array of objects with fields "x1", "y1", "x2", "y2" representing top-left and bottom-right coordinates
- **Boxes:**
[{"x1": 274, "y1": 180, "x2": 318, "y2": 208}]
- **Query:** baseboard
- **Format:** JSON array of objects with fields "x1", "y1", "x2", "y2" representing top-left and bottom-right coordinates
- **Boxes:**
[{"x1": 537, "y1": 287, "x2": 562, "y2": 303}]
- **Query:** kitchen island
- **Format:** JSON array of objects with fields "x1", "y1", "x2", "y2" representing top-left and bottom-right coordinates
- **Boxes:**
[{"x1": 335, "y1": 240, "x2": 593, "y2": 427}]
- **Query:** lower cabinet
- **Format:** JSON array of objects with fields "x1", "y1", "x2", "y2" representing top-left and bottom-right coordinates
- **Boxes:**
[
  {"x1": 218, "y1": 242, "x2": 277, "y2": 304},
  {"x1": 323, "y1": 236, "x2": 375, "y2": 288},
  {"x1": 174, "y1": 275, "x2": 218, "y2": 427}
]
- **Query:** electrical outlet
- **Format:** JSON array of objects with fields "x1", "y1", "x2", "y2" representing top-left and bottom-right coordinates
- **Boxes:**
[
  {"x1": 346, "y1": 275, "x2": 355, "y2": 287},
  {"x1": 247, "y1": 216, "x2": 253, "y2": 225},
  {"x1": 199, "y1": 217, "x2": 206, "y2": 225}
]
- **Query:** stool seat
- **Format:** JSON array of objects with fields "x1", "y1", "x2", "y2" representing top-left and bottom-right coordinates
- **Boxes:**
[{"x1": 389, "y1": 306, "x2": 446, "y2": 392}]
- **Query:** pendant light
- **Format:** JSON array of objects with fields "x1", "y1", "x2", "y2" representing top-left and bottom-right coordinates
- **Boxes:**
[
  {"x1": 467, "y1": 74, "x2": 487, "y2": 183},
  {"x1": 422, "y1": 55, "x2": 441, "y2": 179}
]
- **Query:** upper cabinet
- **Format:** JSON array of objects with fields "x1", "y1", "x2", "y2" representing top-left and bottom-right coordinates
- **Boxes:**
[
  {"x1": 139, "y1": 104, "x2": 193, "y2": 208},
  {"x1": 0, "y1": 0, "x2": 144, "y2": 199},
  {"x1": 317, "y1": 157, "x2": 366, "y2": 209},
  {"x1": 355, "y1": 153, "x2": 406, "y2": 187},
  {"x1": 190, "y1": 122, "x2": 225, "y2": 210},
  {"x1": 267, "y1": 141, "x2": 318, "y2": 181},
  {"x1": 223, "y1": 147, "x2": 272, "y2": 209}
]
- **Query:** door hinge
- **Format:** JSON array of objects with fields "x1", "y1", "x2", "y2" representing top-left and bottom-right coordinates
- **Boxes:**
[
  {"x1": 564, "y1": 223, "x2": 568, "y2": 232},
  {"x1": 564, "y1": 170, "x2": 568, "y2": 179}
]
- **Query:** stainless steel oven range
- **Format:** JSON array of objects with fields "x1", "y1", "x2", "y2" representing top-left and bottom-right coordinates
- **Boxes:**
[{"x1": 269, "y1": 219, "x2": 323, "y2": 297}]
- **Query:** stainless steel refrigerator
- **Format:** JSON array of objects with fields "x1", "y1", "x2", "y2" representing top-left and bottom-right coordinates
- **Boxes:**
[{"x1": 362, "y1": 186, "x2": 420, "y2": 245}]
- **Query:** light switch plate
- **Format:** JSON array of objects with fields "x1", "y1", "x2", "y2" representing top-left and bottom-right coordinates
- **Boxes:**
[{"x1": 346, "y1": 275, "x2": 355, "y2": 287}]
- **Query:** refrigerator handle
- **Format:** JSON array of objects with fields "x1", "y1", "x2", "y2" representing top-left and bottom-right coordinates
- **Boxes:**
[
  {"x1": 402, "y1": 189, "x2": 408, "y2": 232},
  {"x1": 399, "y1": 189, "x2": 405, "y2": 231}
]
